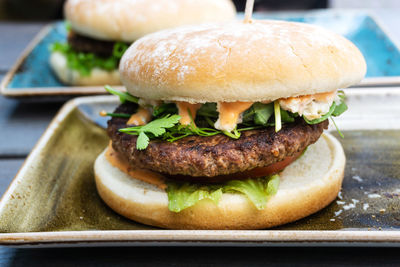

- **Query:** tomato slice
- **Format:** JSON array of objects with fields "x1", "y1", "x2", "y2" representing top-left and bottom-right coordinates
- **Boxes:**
[{"x1": 166, "y1": 150, "x2": 304, "y2": 183}]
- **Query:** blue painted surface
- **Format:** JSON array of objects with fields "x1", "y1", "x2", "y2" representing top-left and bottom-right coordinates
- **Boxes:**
[
  {"x1": 9, "y1": 22, "x2": 68, "y2": 88},
  {"x1": 8, "y1": 11, "x2": 400, "y2": 89}
]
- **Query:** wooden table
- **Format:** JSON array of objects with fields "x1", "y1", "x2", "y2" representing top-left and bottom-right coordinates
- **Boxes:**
[{"x1": 1, "y1": 11, "x2": 400, "y2": 266}]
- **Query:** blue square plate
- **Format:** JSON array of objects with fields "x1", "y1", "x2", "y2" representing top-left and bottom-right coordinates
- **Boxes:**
[{"x1": 2, "y1": 10, "x2": 400, "y2": 98}]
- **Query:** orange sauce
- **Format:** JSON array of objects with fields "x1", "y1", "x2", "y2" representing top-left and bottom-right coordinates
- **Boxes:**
[
  {"x1": 106, "y1": 144, "x2": 167, "y2": 189},
  {"x1": 217, "y1": 101, "x2": 253, "y2": 130},
  {"x1": 175, "y1": 102, "x2": 202, "y2": 125},
  {"x1": 280, "y1": 91, "x2": 336, "y2": 104},
  {"x1": 127, "y1": 107, "x2": 152, "y2": 126}
]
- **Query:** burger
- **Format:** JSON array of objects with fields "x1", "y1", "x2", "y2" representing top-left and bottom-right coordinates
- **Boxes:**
[
  {"x1": 49, "y1": 0, "x2": 236, "y2": 86},
  {"x1": 94, "y1": 20, "x2": 366, "y2": 229}
]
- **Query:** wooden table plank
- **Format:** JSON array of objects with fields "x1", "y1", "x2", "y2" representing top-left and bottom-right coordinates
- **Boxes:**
[
  {"x1": 0, "y1": 95, "x2": 62, "y2": 157},
  {"x1": 0, "y1": 22, "x2": 46, "y2": 72},
  {"x1": 0, "y1": 158, "x2": 24, "y2": 196},
  {"x1": 0, "y1": 246, "x2": 399, "y2": 266}
]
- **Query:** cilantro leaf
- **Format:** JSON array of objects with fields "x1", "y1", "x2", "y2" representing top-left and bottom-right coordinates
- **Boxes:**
[
  {"x1": 119, "y1": 115, "x2": 181, "y2": 150},
  {"x1": 136, "y1": 132, "x2": 150, "y2": 150},
  {"x1": 141, "y1": 115, "x2": 181, "y2": 137}
]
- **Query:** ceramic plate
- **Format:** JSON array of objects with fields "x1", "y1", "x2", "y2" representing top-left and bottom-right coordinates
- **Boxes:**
[
  {"x1": 0, "y1": 88, "x2": 399, "y2": 247},
  {"x1": 2, "y1": 10, "x2": 400, "y2": 99}
]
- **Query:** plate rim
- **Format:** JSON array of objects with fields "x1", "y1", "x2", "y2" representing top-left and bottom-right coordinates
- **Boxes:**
[
  {"x1": 0, "y1": 88, "x2": 399, "y2": 246},
  {"x1": 2, "y1": 11, "x2": 400, "y2": 98}
]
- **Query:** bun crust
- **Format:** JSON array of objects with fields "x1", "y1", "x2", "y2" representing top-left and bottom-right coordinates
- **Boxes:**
[
  {"x1": 120, "y1": 20, "x2": 366, "y2": 103},
  {"x1": 94, "y1": 133, "x2": 345, "y2": 229},
  {"x1": 50, "y1": 52, "x2": 121, "y2": 86},
  {"x1": 64, "y1": 0, "x2": 236, "y2": 42}
]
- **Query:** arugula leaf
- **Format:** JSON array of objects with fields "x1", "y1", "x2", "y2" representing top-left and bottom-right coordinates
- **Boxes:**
[
  {"x1": 303, "y1": 102, "x2": 336, "y2": 125},
  {"x1": 197, "y1": 103, "x2": 218, "y2": 118},
  {"x1": 330, "y1": 116, "x2": 344, "y2": 138},
  {"x1": 332, "y1": 101, "x2": 348, "y2": 117},
  {"x1": 104, "y1": 85, "x2": 139, "y2": 104},
  {"x1": 280, "y1": 109, "x2": 295, "y2": 123},
  {"x1": 153, "y1": 103, "x2": 178, "y2": 118},
  {"x1": 119, "y1": 115, "x2": 181, "y2": 150},
  {"x1": 253, "y1": 103, "x2": 274, "y2": 125}
]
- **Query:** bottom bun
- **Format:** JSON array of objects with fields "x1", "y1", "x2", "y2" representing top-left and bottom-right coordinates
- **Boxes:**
[
  {"x1": 49, "y1": 52, "x2": 121, "y2": 86},
  {"x1": 94, "y1": 133, "x2": 345, "y2": 229}
]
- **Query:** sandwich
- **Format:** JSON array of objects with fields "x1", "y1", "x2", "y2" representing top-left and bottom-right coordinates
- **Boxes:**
[
  {"x1": 49, "y1": 0, "x2": 236, "y2": 86},
  {"x1": 94, "y1": 20, "x2": 366, "y2": 229}
]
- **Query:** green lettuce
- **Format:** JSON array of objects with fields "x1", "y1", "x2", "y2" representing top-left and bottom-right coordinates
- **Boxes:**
[
  {"x1": 166, "y1": 183, "x2": 223, "y2": 213},
  {"x1": 166, "y1": 174, "x2": 280, "y2": 212},
  {"x1": 51, "y1": 41, "x2": 129, "y2": 76}
]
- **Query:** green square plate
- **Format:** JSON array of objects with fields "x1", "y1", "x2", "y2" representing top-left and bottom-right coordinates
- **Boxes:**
[{"x1": 0, "y1": 88, "x2": 399, "y2": 247}]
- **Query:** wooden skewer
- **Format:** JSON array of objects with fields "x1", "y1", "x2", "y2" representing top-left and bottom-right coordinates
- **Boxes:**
[{"x1": 243, "y1": 0, "x2": 255, "y2": 23}]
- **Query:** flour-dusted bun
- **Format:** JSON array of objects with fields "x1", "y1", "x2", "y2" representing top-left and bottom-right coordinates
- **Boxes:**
[
  {"x1": 94, "y1": 133, "x2": 345, "y2": 230},
  {"x1": 120, "y1": 20, "x2": 366, "y2": 103},
  {"x1": 49, "y1": 51, "x2": 121, "y2": 86},
  {"x1": 64, "y1": 0, "x2": 236, "y2": 42}
]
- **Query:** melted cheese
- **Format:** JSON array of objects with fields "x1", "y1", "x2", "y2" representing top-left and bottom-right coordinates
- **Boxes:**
[
  {"x1": 127, "y1": 107, "x2": 152, "y2": 126},
  {"x1": 279, "y1": 91, "x2": 336, "y2": 120},
  {"x1": 214, "y1": 102, "x2": 253, "y2": 132},
  {"x1": 106, "y1": 144, "x2": 167, "y2": 189},
  {"x1": 176, "y1": 102, "x2": 201, "y2": 125}
]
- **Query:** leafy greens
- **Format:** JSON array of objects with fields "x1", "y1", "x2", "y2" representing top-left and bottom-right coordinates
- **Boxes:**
[
  {"x1": 166, "y1": 174, "x2": 280, "y2": 212},
  {"x1": 51, "y1": 41, "x2": 129, "y2": 76},
  {"x1": 120, "y1": 115, "x2": 181, "y2": 150},
  {"x1": 104, "y1": 86, "x2": 348, "y2": 149}
]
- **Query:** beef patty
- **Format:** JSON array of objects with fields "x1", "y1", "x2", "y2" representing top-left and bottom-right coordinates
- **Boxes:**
[
  {"x1": 108, "y1": 103, "x2": 328, "y2": 177},
  {"x1": 68, "y1": 31, "x2": 128, "y2": 57}
]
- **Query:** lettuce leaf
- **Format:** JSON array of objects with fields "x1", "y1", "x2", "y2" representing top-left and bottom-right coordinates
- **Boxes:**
[
  {"x1": 166, "y1": 175, "x2": 280, "y2": 212},
  {"x1": 51, "y1": 41, "x2": 129, "y2": 76},
  {"x1": 224, "y1": 175, "x2": 280, "y2": 210},
  {"x1": 166, "y1": 182, "x2": 223, "y2": 212}
]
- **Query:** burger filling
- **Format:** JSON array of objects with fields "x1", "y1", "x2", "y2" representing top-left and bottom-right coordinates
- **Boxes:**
[
  {"x1": 102, "y1": 86, "x2": 347, "y2": 212},
  {"x1": 50, "y1": 23, "x2": 129, "y2": 76}
]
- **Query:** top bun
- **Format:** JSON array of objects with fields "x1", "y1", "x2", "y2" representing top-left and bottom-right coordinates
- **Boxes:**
[
  {"x1": 64, "y1": 0, "x2": 236, "y2": 42},
  {"x1": 120, "y1": 20, "x2": 366, "y2": 103}
]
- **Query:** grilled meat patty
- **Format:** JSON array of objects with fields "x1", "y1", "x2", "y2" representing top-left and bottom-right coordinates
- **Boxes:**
[
  {"x1": 108, "y1": 103, "x2": 328, "y2": 177},
  {"x1": 68, "y1": 31, "x2": 128, "y2": 57}
]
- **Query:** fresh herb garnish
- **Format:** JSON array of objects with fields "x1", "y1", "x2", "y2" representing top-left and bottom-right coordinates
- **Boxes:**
[
  {"x1": 119, "y1": 114, "x2": 181, "y2": 150},
  {"x1": 104, "y1": 85, "x2": 138, "y2": 103},
  {"x1": 99, "y1": 111, "x2": 131, "y2": 118},
  {"x1": 106, "y1": 84, "x2": 348, "y2": 147},
  {"x1": 303, "y1": 102, "x2": 337, "y2": 125},
  {"x1": 153, "y1": 103, "x2": 178, "y2": 118}
]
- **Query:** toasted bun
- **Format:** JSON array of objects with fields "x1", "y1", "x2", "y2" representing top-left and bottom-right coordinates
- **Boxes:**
[
  {"x1": 49, "y1": 51, "x2": 121, "y2": 86},
  {"x1": 64, "y1": 0, "x2": 236, "y2": 42},
  {"x1": 120, "y1": 20, "x2": 366, "y2": 103},
  {"x1": 94, "y1": 133, "x2": 345, "y2": 230}
]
